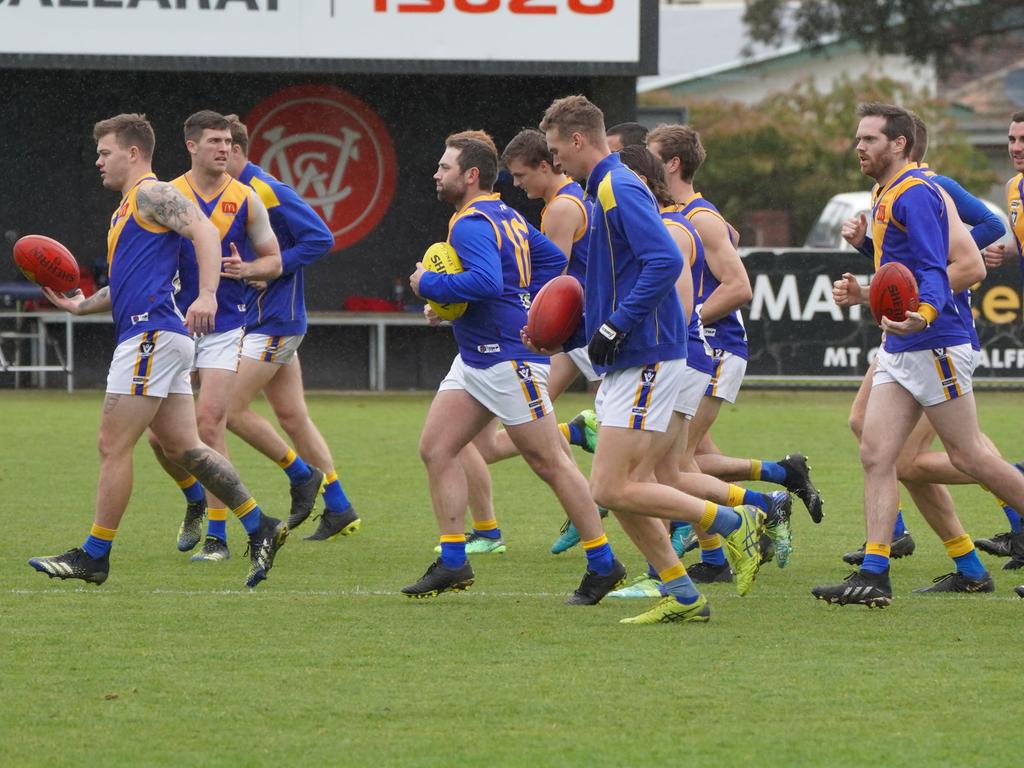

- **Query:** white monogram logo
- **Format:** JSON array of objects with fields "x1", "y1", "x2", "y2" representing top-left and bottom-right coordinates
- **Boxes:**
[{"x1": 258, "y1": 125, "x2": 363, "y2": 220}]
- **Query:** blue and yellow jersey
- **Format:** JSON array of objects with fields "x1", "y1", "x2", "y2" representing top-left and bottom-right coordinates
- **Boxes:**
[
  {"x1": 238, "y1": 162, "x2": 334, "y2": 337},
  {"x1": 417, "y1": 193, "x2": 566, "y2": 369},
  {"x1": 582, "y1": 153, "x2": 686, "y2": 375},
  {"x1": 680, "y1": 193, "x2": 748, "y2": 360},
  {"x1": 542, "y1": 179, "x2": 591, "y2": 352},
  {"x1": 106, "y1": 175, "x2": 188, "y2": 344},
  {"x1": 171, "y1": 173, "x2": 252, "y2": 334},
  {"x1": 1008, "y1": 173, "x2": 1024, "y2": 265},
  {"x1": 871, "y1": 163, "x2": 970, "y2": 353},
  {"x1": 662, "y1": 206, "x2": 716, "y2": 375}
]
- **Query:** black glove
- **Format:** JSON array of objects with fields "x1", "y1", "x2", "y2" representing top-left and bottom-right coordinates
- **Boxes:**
[{"x1": 588, "y1": 320, "x2": 627, "y2": 367}]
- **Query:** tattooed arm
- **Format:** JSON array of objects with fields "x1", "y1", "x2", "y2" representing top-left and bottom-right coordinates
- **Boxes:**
[
  {"x1": 136, "y1": 181, "x2": 221, "y2": 335},
  {"x1": 42, "y1": 285, "x2": 112, "y2": 315}
]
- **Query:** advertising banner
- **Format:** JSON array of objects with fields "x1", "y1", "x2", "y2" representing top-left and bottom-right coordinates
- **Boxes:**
[
  {"x1": 0, "y1": 0, "x2": 652, "y2": 74},
  {"x1": 742, "y1": 249, "x2": 1024, "y2": 382}
]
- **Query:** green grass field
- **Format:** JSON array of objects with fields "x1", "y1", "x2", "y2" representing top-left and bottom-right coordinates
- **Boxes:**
[{"x1": 2, "y1": 389, "x2": 1022, "y2": 767}]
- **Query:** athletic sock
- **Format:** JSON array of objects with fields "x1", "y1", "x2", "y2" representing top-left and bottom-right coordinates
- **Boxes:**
[
  {"x1": 996, "y1": 498, "x2": 1023, "y2": 533},
  {"x1": 439, "y1": 534, "x2": 467, "y2": 568},
  {"x1": 472, "y1": 517, "x2": 501, "y2": 540},
  {"x1": 659, "y1": 563, "x2": 700, "y2": 605},
  {"x1": 892, "y1": 510, "x2": 907, "y2": 537},
  {"x1": 276, "y1": 448, "x2": 312, "y2": 485},
  {"x1": 732, "y1": 485, "x2": 771, "y2": 512},
  {"x1": 83, "y1": 523, "x2": 116, "y2": 559},
  {"x1": 207, "y1": 507, "x2": 228, "y2": 542},
  {"x1": 945, "y1": 534, "x2": 986, "y2": 580},
  {"x1": 698, "y1": 502, "x2": 742, "y2": 537},
  {"x1": 560, "y1": 421, "x2": 583, "y2": 447},
  {"x1": 861, "y1": 542, "x2": 891, "y2": 575},
  {"x1": 749, "y1": 459, "x2": 787, "y2": 484},
  {"x1": 233, "y1": 498, "x2": 262, "y2": 534},
  {"x1": 177, "y1": 475, "x2": 205, "y2": 503},
  {"x1": 582, "y1": 533, "x2": 614, "y2": 576},
  {"x1": 699, "y1": 534, "x2": 727, "y2": 566},
  {"x1": 321, "y1": 471, "x2": 350, "y2": 513},
  {"x1": 646, "y1": 562, "x2": 660, "y2": 580}
]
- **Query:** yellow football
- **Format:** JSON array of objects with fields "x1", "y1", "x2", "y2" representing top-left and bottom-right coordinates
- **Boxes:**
[{"x1": 422, "y1": 241, "x2": 467, "y2": 321}]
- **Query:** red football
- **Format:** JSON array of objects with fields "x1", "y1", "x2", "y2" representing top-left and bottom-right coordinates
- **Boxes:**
[
  {"x1": 869, "y1": 262, "x2": 919, "y2": 324},
  {"x1": 527, "y1": 275, "x2": 584, "y2": 351},
  {"x1": 13, "y1": 235, "x2": 80, "y2": 293}
]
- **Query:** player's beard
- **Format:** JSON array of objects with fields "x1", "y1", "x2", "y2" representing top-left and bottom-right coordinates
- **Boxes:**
[{"x1": 437, "y1": 179, "x2": 465, "y2": 206}]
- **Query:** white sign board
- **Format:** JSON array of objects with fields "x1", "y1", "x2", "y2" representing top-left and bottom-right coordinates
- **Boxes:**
[{"x1": 0, "y1": 0, "x2": 643, "y2": 67}]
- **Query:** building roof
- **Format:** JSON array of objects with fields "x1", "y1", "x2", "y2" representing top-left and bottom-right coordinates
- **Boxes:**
[{"x1": 639, "y1": 2, "x2": 825, "y2": 93}]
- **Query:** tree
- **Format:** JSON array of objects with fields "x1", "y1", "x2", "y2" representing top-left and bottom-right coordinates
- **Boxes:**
[
  {"x1": 641, "y1": 75, "x2": 998, "y2": 244},
  {"x1": 743, "y1": 0, "x2": 1024, "y2": 73}
]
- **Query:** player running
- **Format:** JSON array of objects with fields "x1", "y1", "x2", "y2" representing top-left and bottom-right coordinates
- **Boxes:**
[
  {"x1": 30, "y1": 113, "x2": 287, "y2": 588},
  {"x1": 402, "y1": 130, "x2": 625, "y2": 605},
  {"x1": 436, "y1": 128, "x2": 602, "y2": 557},
  {"x1": 812, "y1": 103, "x2": 1024, "y2": 607},
  {"x1": 538, "y1": 95, "x2": 766, "y2": 625},
  {"x1": 838, "y1": 111, "x2": 1015, "y2": 592}
]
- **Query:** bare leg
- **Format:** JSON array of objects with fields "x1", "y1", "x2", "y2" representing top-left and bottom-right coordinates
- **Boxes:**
[
  {"x1": 150, "y1": 394, "x2": 257, "y2": 511},
  {"x1": 505, "y1": 413, "x2": 604, "y2": 541},
  {"x1": 94, "y1": 393, "x2": 163, "y2": 529},
  {"x1": 418, "y1": 390, "x2": 496, "y2": 535},
  {"x1": 861, "y1": 383, "x2": 923, "y2": 546}
]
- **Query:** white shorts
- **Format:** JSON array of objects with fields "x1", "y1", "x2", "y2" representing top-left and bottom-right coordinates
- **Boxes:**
[
  {"x1": 705, "y1": 349, "x2": 747, "y2": 403},
  {"x1": 674, "y1": 364, "x2": 713, "y2": 418},
  {"x1": 438, "y1": 355, "x2": 552, "y2": 426},
  {"x1": 594, "y1": 358, "x2": 687, "y2": 432},
  {"x1": 193, "y1": 327, "x2": 244, "y2": 372},
  {"x1": 566, "y1": 346, "x2": 602, "y2": 383},
  {"x1": 106, "y1": 330, "x2": 194, "y2": 398},
  {"x1": 241, "y1": 333, "x2": 304, "y2": 365},
  {"x1": 872, "y1": 343, "x2": 974, "y2": 407}
]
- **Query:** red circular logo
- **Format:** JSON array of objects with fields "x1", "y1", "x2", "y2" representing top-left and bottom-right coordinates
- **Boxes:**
[{"x1": 245, "y1": 85, "x2": 397, "y2": 251}]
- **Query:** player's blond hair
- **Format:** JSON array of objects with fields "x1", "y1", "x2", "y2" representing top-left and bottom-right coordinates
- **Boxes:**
[
  {"x1": 647, "y1": 124, "x2": 706, "y2": 183},
  {"x1": 539, "y1": 95, "x2": 606, "y2": 144},
  {"x1": 93, "y1": 113, "x2": 155, "y2": 161}
]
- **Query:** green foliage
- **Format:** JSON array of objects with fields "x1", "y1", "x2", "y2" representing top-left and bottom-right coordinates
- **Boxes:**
[
  {"x1": 642, "y1": 75, "x2": 998, "y2": 243},
  {"x1": 743, "y1": 0, "x2": 1024, "y2": 74},
  {"x1": 4, "y1": 390, "x2": 1024, "y2": 766}
]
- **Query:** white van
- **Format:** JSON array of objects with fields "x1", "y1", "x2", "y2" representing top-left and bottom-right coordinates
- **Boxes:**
[{"x1": 804, "y1": 191, "x2": 1012, "y2": 251}]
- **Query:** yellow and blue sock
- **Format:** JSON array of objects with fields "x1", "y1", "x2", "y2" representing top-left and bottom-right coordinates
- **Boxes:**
[
  {"x1": 659, "y1": 563, "x2": 700, "y2": 605},
  {"x1": 321, "y1": 471, "x2": 351, "y2": 513},
  {"x1": 892, "y1": 510, "x2": 906, "y2": 537},
  {"x1": 582, "y1": 533, "x2": 614, "y2": 576},
  {"x1": 727, "y1": 484, "x2": 772, "y2": 514},
  {"x1": 750, "y1": 459, "x2": 787, "y2": 485},
  {"x1": 699, "y1": 534, "x2": 727, "y2": 566},
  {"x1": 699, "y1": 502, "x2": 742, "y2": 537},
  {"x1": 472, "y1": 517, "x2": 501, "y2": 540},
  {"x1": 83, "y1": 523, "x2": 116, "y2": 559},
  {"x1": 995, "y1": 498, "x2": 1022, "y2": 533},
  {"x1": 207, "y1": 507, "x2": 228, "y2": 543},
  {"x1": 177, "y1": 475, "x2": 205, "y2": 504},
  {"x1": 861, "y1": 542, "x2": 890, "y2": 574},
  {"x1": 945, "y1": 534, "x2": 986, "y2": 580},
  {"x1": 559, "y1": 421, "x2": 584, "y2": 448},
  {"x1": 646, "y1": 562, "x2": 660, "y2": 580},
  {"x1": 276, "y1": 448, "x2": 312, "y2": 485},
  {"x1": 439, "y1": 534, "x2": 467, "y2": 568},
  {"x1": 232, "y1": 498, "x2": 262, "y2": 534}
]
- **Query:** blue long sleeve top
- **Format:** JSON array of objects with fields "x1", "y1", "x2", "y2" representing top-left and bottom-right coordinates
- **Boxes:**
[{"x1": 583, "y1": 153, "x2": 686, "y2": 374}]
